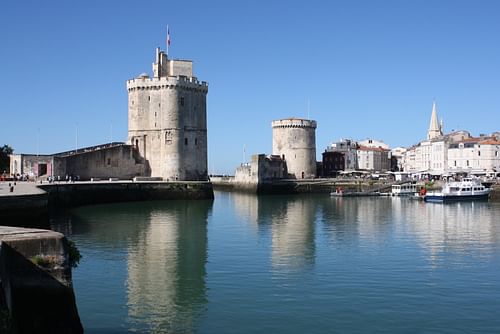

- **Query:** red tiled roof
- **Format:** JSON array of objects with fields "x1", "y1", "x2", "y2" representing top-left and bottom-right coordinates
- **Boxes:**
[{"x1": 479, "y1": 139, "x2": 500, "y2": 145}]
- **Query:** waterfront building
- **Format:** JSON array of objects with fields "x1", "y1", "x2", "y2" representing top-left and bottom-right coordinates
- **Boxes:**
[
  {"x1": 272, "y1": 118, "x2": 317, "y2": 179},
  {"x1": 322, "y1": 138, "x2": 390, "y2": 175},
  {"x1": 390, "y1": 147, "x2": 407, "y2": 171},
  {"x1": 356, "y1": 145, "x2": 390, "y2": 172},
  {"x1": 127, "y1": 47, "x2": 209, "y2": 181},
  {"x1": 447, "y1": 137, "x2": 500, "y2": 174},
  {"x1": 402, "y1": 102, "x2": 500, "y2": 178},
  {"x1": 322, "y1": 139, "x2": 358, "y2": 176}
]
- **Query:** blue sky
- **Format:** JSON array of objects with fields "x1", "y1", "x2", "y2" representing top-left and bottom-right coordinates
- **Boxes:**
[{"x1": 1, "y1": 0, "x2": 499, "y2": 174}]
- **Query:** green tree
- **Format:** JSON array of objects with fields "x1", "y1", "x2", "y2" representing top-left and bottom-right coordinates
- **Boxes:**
[{"x1": 0, "y1": 145, "x2": 13, "y2": 174}]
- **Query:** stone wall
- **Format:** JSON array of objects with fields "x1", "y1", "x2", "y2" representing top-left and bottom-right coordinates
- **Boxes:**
[
  {"x1": 55, "y1": 144, "x2": 144, "y2": 180},
  {"x1": 39, "y1": 181, "x2": 214, "y2": 207},
  {"x1": 272, "y1": 118, "x2": 317, "y2": 179}
]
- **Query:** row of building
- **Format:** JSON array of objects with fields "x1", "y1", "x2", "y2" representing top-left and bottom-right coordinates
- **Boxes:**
[
  {"x1": 236, "y1": 102, "x2": 499, "y2": 184},
  {"x1": 399, "y1": 103, "x2": 500, "y2": 178},
  {"x1": 321, "y1": 102, "x2": 500, "y2": 179}
]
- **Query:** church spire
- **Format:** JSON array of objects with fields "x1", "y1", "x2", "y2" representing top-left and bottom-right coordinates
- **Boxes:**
[{"x1": 427, "y1": 101, "x2": 442, "y2": 140}]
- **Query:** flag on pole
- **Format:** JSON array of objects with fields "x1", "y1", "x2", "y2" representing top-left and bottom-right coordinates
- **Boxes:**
[
  {"x1": 167, "y1": 26, "x2": 171, "y2": 47},
  {"x1": 166, "y1": 25, "x2": 171, "y2": 56}
]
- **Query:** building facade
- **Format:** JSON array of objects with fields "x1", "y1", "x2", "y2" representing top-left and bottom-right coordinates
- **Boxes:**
[
  {"x1": 356, "y1": 146, "x2": 390, "y2": 172},
  {"x1": 402, "y1": 103, "x2": 500, "y2": 177},
  {"x1": 127, "y1": 47, "x2": 209, "y2": 181},
  {"x1": 272, "y1": 118, "x2": 317, "y2": 179},
  {"x1": 322, "y1": 138, "x2": 390, "y2": 175}
]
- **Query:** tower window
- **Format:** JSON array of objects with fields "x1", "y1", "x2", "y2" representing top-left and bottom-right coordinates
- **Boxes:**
[
  {"x1": 165, "y1": 131, "x2": 172, "y2": 145},
  {"x1": 185, "y1": 138, "x2": 188, "y2": 145},
  {"x1": 180, "y1": 97, "x2": 185, "y2": 106},
  {"x1": 195, "y1": 138, "x2": 198, "y2": 145},
  {"x1": 148, "y1": 96, "x2": 151, "y2": 101}
]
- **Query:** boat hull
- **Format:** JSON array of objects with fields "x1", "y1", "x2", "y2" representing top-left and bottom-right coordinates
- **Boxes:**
[{"x1": 424, "y1": 193, "x2": 490, "y2": 203}]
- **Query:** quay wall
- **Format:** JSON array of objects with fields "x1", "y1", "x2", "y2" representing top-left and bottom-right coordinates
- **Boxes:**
[
  {"x1": 0, "y1": 192, "x2": 49, "y2": 228},
  {"x1": 211, "y1": 177, "x2": 369, "y2": 194},
  {"x1": 39, "y1": 181, "x2": 214, "y2": 207},
  {"x1": 0, "y1": 227, "x2": 83, "y2": 333}
]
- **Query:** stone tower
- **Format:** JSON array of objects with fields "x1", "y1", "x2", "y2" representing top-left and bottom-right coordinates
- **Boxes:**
[
  {"x1": 272, "y1": 118, "x2": 317, "y2": 179},
  {"x1": 127, "y1": 47, "x2": 209, "y2": 181},
  {"x1": 427, "y1": 101, "x2": 443, "y2": 140}
]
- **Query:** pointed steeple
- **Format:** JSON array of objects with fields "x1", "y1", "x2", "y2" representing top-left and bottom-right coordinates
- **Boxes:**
[{"x1": 427, "y1": 101, "x2": 442, "y2": 140}]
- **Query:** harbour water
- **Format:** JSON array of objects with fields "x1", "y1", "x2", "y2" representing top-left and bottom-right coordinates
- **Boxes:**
[{"x1": 50, "y1": 192, "x2": 500, "y2": 333}]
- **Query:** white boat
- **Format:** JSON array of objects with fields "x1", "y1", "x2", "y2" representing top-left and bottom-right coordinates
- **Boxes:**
[
  {"x1": 391, "y1": 183, "x2": 417, "y2": 196},
  {"x1": 424, "y1": 178, "x2": 491, "y2": 202}
]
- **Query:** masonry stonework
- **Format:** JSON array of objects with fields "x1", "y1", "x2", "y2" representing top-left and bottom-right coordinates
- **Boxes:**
[
  {"x1": 272, "y1": 118, "x2": 317, "y2": 179},
  {"x1": 127, "y1": 48, "x2": 209, "y2": 181}
]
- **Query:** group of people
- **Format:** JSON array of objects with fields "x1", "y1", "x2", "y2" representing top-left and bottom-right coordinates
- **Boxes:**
[{"x1": 47, "y1": 174, "x2": 80, "y2": 183}]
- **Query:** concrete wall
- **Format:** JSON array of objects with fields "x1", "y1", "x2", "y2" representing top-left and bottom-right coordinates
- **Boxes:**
[
  {"x1": 272, "y1": 118, "x2": 317, "y2": 179},
  {"x1": 0, "y1": 227, "x2": 83, "y2": 333}
]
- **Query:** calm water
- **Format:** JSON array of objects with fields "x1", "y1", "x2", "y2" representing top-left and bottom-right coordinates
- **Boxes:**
[{"x1": 50, "y1": 192, "x2": 500, "y2": 333}]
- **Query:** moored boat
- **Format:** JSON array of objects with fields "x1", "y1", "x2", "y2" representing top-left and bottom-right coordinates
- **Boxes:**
[
  {"x1": 391, "y1": 182, "x2": 417, "y2": 196},
  {"x1": 424, "y1": 178, "x2": 491, "y2": 202}
]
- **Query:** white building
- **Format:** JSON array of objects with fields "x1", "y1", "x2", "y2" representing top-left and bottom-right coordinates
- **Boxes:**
[
  {"x1": 356, "y1": 146, "x2": 391, "y2": 172},
  {"x1": 402, "y1": 102, "x2": 500, "y2": 177}
]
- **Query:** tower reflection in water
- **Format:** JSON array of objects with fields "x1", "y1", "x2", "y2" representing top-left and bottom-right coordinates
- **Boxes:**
[
  {"x1": 126, "y1": 200, "x2": 212, "y2": 333},
  {"x1": 57, "y1": 199, "x2": 213, "y2": 333},
  {"x1": 232, "y1": 193, "x2": 318, "y2": 270}
]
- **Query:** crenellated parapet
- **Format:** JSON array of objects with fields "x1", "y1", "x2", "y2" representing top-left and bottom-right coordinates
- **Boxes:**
[
  {"x1": 127, "y1": 75, "x2": 208, "y2": 93},
  {"x1": 271, "y1": 118, "x2": 317, "y2": 129}
]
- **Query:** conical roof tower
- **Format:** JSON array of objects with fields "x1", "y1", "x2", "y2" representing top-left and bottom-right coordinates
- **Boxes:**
[{"x1": 427, "y1": 101, "x2": 443, "y2": 140}]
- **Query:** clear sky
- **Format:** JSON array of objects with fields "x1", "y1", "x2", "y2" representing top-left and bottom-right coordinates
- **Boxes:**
[{"x1": 1, "y1": 0, "x2": 499, "y2": 174}]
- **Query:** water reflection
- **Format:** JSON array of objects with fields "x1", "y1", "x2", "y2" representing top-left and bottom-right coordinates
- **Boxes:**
[
  {"x1": 319, "y1": 197, "x2": 500, "y2": 266},
  {"x1": 319, "y1": 197, "x2": 394, "y2": 245},
  {"x1": 406, "y1": 200, "x2": 500, "y2": 264},
  {"x1": 49, "y1": 195, "x2": 500, "y2": 333},
  {"x1": 51, "y1": 200, "x2": 213, "y2": 333},
  {"x1": 232, "y1": 193, "x2": 317, "y2": 270}
]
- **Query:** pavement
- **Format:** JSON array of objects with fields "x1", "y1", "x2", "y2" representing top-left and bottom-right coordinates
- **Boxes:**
[{"x1": 0, "y1": 181, "x2": 46, "y2": 197}]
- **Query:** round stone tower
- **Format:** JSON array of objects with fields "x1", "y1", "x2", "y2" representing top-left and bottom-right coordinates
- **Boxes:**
[
  {"x1": 127, "y1": 47, "x2": 208, "y2": 181},
  {"x1": 272, "y1": 118, "x2": 317, "y2": 179}
]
